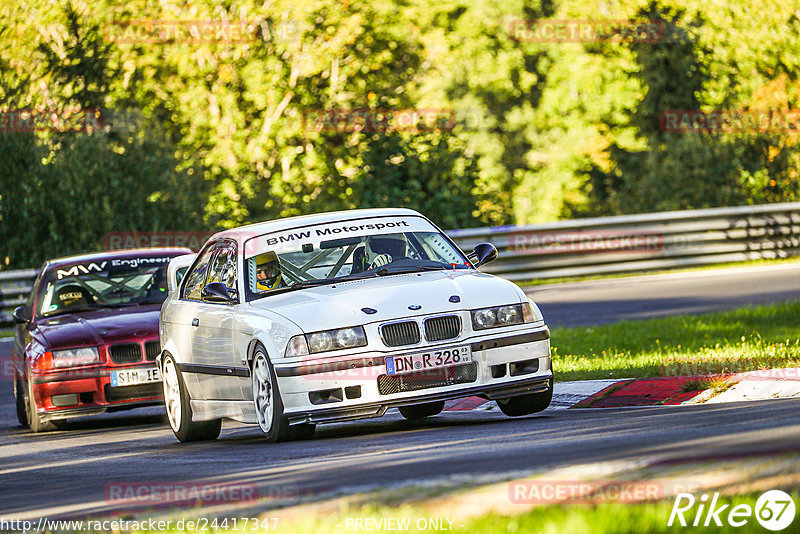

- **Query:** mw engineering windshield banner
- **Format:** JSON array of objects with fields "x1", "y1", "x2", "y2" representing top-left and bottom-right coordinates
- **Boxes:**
[{"x1": 53, "y1": 256, "x2": 172, "y2": 280}]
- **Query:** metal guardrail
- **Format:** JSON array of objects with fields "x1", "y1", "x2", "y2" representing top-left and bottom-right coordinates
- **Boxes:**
[
  {"x1": 449, "y1": 202, "x2": 800, "y2": 281},
  {"x1": 2, "y1": 202, "x2": 799, "y2": 327},
  {"x1": 0, "y1": 269, "x2": 37, "y2": 327}
]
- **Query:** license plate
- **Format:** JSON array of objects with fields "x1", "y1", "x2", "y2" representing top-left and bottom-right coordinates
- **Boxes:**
[
  {"x1": 386, "y1": 346, "x2": 471, "y2": 375},
  {"x1": 110, "y1": 367, "x2": 161, "y2": 387}
]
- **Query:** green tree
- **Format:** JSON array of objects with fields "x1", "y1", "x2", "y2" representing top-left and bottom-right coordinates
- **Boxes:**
[
  {"x1": 0, "y1": 2, "x2": 207, "y2": 269},
  {"x1": 583, "y1": 1, "x2": 800, "y2": 215}
]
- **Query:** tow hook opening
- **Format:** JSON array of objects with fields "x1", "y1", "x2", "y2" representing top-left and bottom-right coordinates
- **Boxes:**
[
  {"x1": 509, "y1": 359, "x2": 539, "y2": 376},
  {"x1": 309, "y1": 388, "x2": 344, "y2": 405}
]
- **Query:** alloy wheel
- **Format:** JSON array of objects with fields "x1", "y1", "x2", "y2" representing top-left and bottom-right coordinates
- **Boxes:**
[
  {"x1": 162, "y1": 357, "x2": 182, "y2": 431},
  {"x1": 252, "y1": 352, "x2": 274, "y2": 433}
]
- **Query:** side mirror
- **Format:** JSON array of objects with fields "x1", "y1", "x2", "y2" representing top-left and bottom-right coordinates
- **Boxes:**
[
  {"x1": 201, "y1": 282, "x2": 238, "y2": 304},
  {"x1": 468, "y1": 243, "x2": 498, "y2": 268},
  {"x1": 13, "y1": 306, "x2": 29, "y2": 324}
]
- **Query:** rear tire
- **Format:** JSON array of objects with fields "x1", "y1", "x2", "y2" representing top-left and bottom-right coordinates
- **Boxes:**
[
  {"x1": 25, "y1": 379, "x2": 56, "y2": 433},
  {"x1": 497, "y1": 385, "x2": 553, "y2": 417},
  {"x1": 162, "y1": 355, "x2": 221, "y2": 442},
  {"x1": 251, "y1": 347, "x2": 315, "y2": 442},
  {"x1": 14, "y1": 378, "x2": 28, "y2": 427},
  {"x1": 398, "y1": 401, "x2": 445, "y2": 420}
]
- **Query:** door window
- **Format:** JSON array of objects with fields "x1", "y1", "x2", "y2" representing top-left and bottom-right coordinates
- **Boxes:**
[
  {"x1": 206, "y1": 240, "x2": 238, "y2": 291},
  {"x1": 181, "y1": 243, "x2": 217, "y2": 301}
]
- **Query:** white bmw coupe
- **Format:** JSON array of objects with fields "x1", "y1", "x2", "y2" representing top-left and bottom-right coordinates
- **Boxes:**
[{"x1": 157, "y1": 208, "x2": 552, "y2": 442}]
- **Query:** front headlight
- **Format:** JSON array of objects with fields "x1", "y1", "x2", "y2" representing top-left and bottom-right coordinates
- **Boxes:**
[
  {"x1": 308, "y1": 331, "x2": 334, "y2": 352},
  {"x1": 285, "y1": 326, "x2": 367, "y2": 357},
  {"x1": 285, "y1": 335, "x2": 310, "y2": 358},
  {"x1": 472, "y1": 303, "x2": 533, "y2": 330},
  {"x1": 52, "y1": 347, "x2": 100, "y2": 368},
  {"x1": 523, "y1": 299, "x2": 540, "y2": 322}
]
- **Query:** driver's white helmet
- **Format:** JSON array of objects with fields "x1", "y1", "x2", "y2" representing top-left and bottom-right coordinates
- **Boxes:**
[{"x1": 365, "y1": 234, "x2": 408, "y2": 268}]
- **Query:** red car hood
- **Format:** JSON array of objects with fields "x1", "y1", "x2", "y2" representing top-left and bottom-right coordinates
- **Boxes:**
[{"x1": 34, "y1": 305, "x2": 162, "y2": 350}]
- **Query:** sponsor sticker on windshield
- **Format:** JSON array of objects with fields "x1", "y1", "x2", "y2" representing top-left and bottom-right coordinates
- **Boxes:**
[
  {"x1": 55, "y1": 257, "x2": 171, "y2": 279},
  {"x1": 244, "y1": 216, "x2": 436, "y2": 256}
]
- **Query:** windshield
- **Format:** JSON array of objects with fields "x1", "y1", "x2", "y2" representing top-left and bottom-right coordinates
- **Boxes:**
[
  {"x1": 243, "y1": 216, "x2": 471, "y2": 300},
  {"x1": 37, "y1": 256, "x2": 175, "y2": 317}
]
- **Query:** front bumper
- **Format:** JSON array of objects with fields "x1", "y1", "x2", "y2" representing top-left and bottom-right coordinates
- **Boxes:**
[
  {"x1": 286, "y1": 375, "x2": 552, "y2": 425},
  {"x1": 29, "y1": 363, "x2": 163, "y2": 422},
  {"x1": 274, "y1": 327, "x2": 553, "y2": 425}
]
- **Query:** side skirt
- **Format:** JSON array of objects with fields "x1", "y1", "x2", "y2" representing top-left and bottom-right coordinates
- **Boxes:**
[{"x1": 189, "y1": 399, "x2": 256, "y2": 423}]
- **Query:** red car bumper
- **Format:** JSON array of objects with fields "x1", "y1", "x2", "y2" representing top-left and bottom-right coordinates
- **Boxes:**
[{"x1": 29, "y1": 363, "x2": 163, "y2": 422}]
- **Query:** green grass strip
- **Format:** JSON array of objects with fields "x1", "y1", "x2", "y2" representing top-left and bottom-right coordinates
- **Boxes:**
[{"x1": 551, "y1": 300, "x2": 800, "y2": 382}]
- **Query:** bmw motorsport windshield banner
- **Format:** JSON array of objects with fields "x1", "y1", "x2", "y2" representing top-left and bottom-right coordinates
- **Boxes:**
[{"x1": 243, "y1": 216, "x2": 438, "y2": 257}]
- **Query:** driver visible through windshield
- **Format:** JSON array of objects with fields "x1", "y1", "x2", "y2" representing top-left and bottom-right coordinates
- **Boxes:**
[
  {"x1": 244, "y1": 216, "x2": 471, "y2": 300},
  {"x1": 37, "y1": 256, "x2": 174, "y2": 317}
]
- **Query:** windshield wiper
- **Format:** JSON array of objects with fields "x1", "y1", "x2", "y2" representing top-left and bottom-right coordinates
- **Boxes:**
[
  {"x1": 264, "y1": 272, "x2": 377, "y2": 296},
  {"x1": 134, "y1": 297, "x2": 167, "y2": 305},
  {"x1": 261, "y1": 278, "x2": 336, "y2": 296},
  {"x1": 375, "y1": 265, "x2": 447, "y2": 276},
  {"x1": 40, "y1": 302, "x2": 137, "y2": 317},
  {"x1": 41, "y1": 306, "x2": 96, "y2": 318},
  {"x1": 289, "y1": 279, "x2": 341, "y2": 289}
]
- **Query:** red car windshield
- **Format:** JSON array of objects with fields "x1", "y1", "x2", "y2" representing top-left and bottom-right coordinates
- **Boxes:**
[{"x1": 37, "y1": 256, "x2": 173, "y2": 317}]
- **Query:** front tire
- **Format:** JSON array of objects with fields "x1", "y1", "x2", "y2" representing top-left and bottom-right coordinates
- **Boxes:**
[
  {"x1": 398, "y1": 401, "x2": 445, "y2": 420},
  {"x1": 251, "y1": 347, "x2": 315, "y2": 442},
  {"x1": 14, "y1": 378, "x2": 28, "y2": 427},
  {"x1": 162, "y1": 355, "x2": 221, "y2": 442},
  {"x1": 497, "y1": 385, "x2": 553, "y2": 417},
  {"x1": 24, "y1": 379, "x2": 56, "y2": 433}
]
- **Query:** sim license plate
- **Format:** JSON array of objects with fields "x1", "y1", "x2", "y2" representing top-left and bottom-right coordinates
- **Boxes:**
[{"x1": 110, "y1": 367, "x2": 161, "y2": 386}]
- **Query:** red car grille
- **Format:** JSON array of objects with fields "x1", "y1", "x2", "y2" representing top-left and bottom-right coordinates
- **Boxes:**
[
  {"x1": 144, "y1": 341, "x2": 160, "y2": 361},
  {"x1": 108, "y1": 343, "x2": 143, "y2": 364}
]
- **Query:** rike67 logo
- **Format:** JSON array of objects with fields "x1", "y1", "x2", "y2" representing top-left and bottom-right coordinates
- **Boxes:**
[{"x1": 668, "y1": 490, "x2": 796, "y2": 531}]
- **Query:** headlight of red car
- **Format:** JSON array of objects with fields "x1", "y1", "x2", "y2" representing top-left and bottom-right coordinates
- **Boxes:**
[{"x1": 49, "y1": 347, "x2": 100, "y2": 369}]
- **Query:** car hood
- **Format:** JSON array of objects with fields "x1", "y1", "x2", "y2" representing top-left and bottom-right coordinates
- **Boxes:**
[
  {"x1": 247, "y1": 270, "x2": 524, "y2": 332},
  {"x1": 34, "y1": 304, "x2": 162, "y2": 350}
]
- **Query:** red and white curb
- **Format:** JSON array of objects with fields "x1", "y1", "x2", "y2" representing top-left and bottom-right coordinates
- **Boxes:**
[
  {"x1": 689, "y1": 368, "x2": 800, "y2": 405},
  {"x1": 442, "y1": 368, "x2": 800, "y2": 412},
  {"x1": 548, "y1": 379, "x2": 627, "y2": 409},
  {"x1": 442, "y1": 379, "x2": 632, "y2": 412}
]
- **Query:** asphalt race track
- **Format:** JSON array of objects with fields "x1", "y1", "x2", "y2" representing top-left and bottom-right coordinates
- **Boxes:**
[
  {"x1": 528, "y1": 263, "x2": 800, "y2": 327},
  {"x1": 2, "y1": 264, "x2": 799, "y2": 521}
]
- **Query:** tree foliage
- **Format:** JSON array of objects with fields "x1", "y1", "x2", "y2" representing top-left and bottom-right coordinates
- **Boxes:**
[{"x1": 1, "y1": 0, "x2": 799, "y2": 268}]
